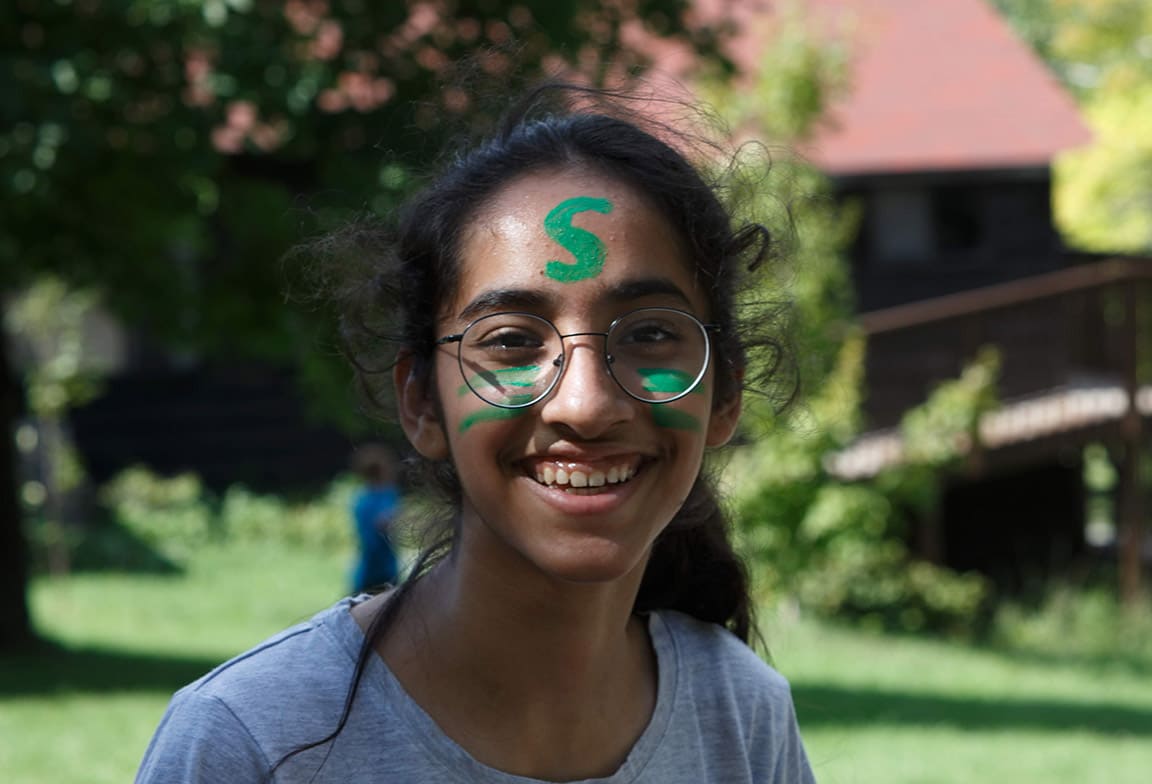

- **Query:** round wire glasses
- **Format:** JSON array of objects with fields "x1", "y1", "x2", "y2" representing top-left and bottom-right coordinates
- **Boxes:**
[{"x1": 436, "y1": 307, "x2": 718, "y2": 409}]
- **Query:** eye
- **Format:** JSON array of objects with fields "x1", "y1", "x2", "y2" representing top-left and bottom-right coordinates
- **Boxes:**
[
  {"x1": 476, "y1": 327, "x2": 545, "y2": 351},
  {"x1": 617, "y1": 321, "x2": 683, "y2": 345}
]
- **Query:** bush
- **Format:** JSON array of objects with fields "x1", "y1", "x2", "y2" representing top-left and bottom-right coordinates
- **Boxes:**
[
  {"x1": 100, "y1": 466, "x2": 214, "y2": 564},
  {"x1": 730, "y1": 342, "x2": 995, "y2": 637},
  {"x1": 89, "y1": 466, "x2": 356, "y2": 568},
  {"x1": 993, "y1": 582, "x2": 1152, "y2": 668},
  {"x1": 218, "y1": 479, "x2": 355, "y2": 551}
]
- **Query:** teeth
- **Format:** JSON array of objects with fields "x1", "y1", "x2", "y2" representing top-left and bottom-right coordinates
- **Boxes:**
[{"x1": 532, "y1": 462, "x2": 638, "y2": 488}]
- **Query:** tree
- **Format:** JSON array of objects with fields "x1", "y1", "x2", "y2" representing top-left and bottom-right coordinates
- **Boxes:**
[
  {"x1": 701, "y1": 4, "x2": 991, "y2": 633},
  {"x1": 993, "y1": 0, "x2": 1152, "y2": 252},
  {"x1": 0, "y1": 0, "x2": 735, "y2": 650}
]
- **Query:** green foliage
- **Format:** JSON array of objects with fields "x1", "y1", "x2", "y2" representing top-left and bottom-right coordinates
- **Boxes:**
[
  {"x1": 99, "y1": 467, "x2": 215, "y2": 564},
  {"x1": 1054, "y1": 83, "x2": 1152, "y2": 252},
  {"x1": 994, "y1": 0, "x2": 1152, "y2": 252},
  {"x1": 5, "y1": 276, "x2": 104, "y2": 419},
  {"x1": 1, "y1": 0, "x2": 730, "y2": 330},
  {"x1": 730, "y1": 339, "x2": 995, "y2": 636},
  {"x1": 993, "y1": 582, "x2": 1152, "y2": 667},
  {"x1": 217, "y1": 478, "x2": 354, "y2": 550},
  {"x1": 701, "y1": 6, "x2": 993, "y2": 635},
  {"x1": 87, "y1": 466, "x2": 354, "y2": 569},
  {"x1": 697, "y1": 0, "x2": 849, "y2": 143}
]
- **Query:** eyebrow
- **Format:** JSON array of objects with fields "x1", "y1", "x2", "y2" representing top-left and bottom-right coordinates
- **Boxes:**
[
  {"x1": 604, "y1": 277, "x2": 694, "y2": 307},
  {"x1": 456, "y1": 276, "x2": 695, "y2": 323},
  {"x1": 457, "y1": 288, "x2": 555, "y2": 322}
]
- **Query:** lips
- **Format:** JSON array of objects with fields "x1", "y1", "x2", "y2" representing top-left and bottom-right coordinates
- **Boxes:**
[{"x1": 528, "y1": 458, "x2": 643, "y2": 489}]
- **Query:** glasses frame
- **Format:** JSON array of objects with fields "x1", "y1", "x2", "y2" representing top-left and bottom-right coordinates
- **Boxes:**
[{"x1": 436, "y1": 306, "x2": 720, "y2": 409}]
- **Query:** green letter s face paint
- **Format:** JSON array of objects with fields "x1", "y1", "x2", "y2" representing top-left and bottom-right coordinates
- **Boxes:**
[{"x1": 543, "y1": 196, "x2": 613, "y2": 283}]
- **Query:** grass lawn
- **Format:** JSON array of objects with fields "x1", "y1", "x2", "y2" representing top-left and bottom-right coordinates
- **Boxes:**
[
  {"x1": 2, "y1": 541, "x2": 349, "y2": 784},
  {"x1": 764, "y1": 609, "x2": 1152, "y2": 783},
  {"x1": 3, "y1": 540, "x2": 1151, "y2": 783}
]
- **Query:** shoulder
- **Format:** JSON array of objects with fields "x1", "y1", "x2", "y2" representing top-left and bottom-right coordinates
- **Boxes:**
[
  {"x1": 652, "y1": 610, "x2": 798, "y2": 728},
  {"x1": 649, "y1": 611, "x2": 817, "y2": 782},
  {"x1": 654, "y1": 610, "x2": 791, "y2": 693},
  {"x1": 137, "y1": 599, "x2": 364, "y2": 781},
  {"x1": 190, "y1": 600, "x2": 358, "y2": 708}
]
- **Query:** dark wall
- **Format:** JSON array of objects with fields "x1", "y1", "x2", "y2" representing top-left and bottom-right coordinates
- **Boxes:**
[
  {"x1": 69, "y1": 365, "x2": 353, "y2": 493},
  {"x1": 940, "y1": 461, "x2": 1086, "y2": 593},
  {"x1": 838, "y1": 169, "x2": 1064, "y2": 312}
]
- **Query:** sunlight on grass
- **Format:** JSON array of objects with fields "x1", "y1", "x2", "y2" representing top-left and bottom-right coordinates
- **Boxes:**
[
  {"x1": 2, "y1": 541, "x2": 350, "y2": 784},
  {"x1": 762, "y1": 606, "x2": 1152, "y2": 784},
  {"x1": 802, "y1": 726, "x2": 1151, "y2": 784},
  {"x1": 4, "y1": 541, "x2": 1151, "y2": 783},
  {"x1": 31, "y1": 541, "x2": 349, "y2": 658},
  {"x1": 0, "y1": 693, "x2": 172, "y2": 784}
]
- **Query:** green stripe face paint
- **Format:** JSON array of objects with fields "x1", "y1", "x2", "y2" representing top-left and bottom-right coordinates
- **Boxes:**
[
  {"x1": 543, "y1": 196, "x2": 614, "y2": 283},
  {"x1": 458, "y1": 365, "x2": 543, "y2": 397},
  {"x1": 458, "y1": 392, "x2": 536, "y2": 433},
  {"x1": 649, "y1": 405, "x2": 703, "y2": 432},
  {"x1": 636, "y1": 367, "x2": 704, "y2": 397},
  {"x1": 458, "y1": 407, "x2": 529, "y2": 433}
]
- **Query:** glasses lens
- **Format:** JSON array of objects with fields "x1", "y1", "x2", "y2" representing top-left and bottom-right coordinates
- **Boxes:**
[
  {"x1": 607, "y1": 308, "x2": 709, "y2": 402},
  {"x1": 458, "y1": 313, "x2": 561, "y2": 407}
]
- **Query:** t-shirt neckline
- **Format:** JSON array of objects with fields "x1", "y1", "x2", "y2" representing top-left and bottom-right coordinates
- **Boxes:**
[{"x1": 331, "y1": 597, "x2": 679, "y2": 784}]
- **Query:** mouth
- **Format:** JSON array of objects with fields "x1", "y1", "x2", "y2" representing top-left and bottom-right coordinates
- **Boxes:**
[{"x1": 525, "y1": 457, "x2": 645, "y2": 493}]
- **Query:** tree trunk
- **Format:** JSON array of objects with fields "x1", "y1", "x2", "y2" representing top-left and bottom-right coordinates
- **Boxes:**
[{"x1": 0, "y1": 324, "x2": 35, "y2": 650}]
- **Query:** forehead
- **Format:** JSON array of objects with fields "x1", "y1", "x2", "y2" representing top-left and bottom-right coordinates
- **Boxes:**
[{"x1": 449, "y1": 168, "x2": 702, "y2": 321}]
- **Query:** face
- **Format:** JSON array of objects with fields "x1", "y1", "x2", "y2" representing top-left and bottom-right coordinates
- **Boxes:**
[{"x1": 397, "y1": 168, "x2": 740, "y2": 588}]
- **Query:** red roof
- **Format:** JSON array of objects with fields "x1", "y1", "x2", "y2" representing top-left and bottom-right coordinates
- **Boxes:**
[{"x1": 719, "y1": 0, "x2": 1093, "y2": 175}]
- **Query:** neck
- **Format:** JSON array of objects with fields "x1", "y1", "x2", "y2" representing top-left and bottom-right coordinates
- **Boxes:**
[
  {"x1": 404, "y1": 545, "x2": 648, "y2": 697},
  {"x1": 372, "y1": 532, "x2": 658, "y2": 779}
]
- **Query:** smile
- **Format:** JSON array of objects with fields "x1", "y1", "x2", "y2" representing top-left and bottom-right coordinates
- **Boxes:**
[{"x1": 528, "y1": 458, "x2": 643, "y2": 490}]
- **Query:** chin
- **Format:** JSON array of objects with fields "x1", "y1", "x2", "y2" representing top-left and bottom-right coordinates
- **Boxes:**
[{"x1": 533, "y1": 538, "x2": 652, "y2": 586}]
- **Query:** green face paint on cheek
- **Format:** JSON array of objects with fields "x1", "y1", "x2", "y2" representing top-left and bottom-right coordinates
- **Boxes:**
[
  {"x1": 543, "y1": 196, "x2": 614, "y2": 283},
  {"x1": 458, "y1": 365, "x2": 543, "y2": 396},
  {"x1": 637, "y1": 367, "x2": 704, "y2": 396},
  {"x1": 457, "y1": 392, "x2": 536, "y2": 433},
  {"x1": 458, "y1": 407, "x2": 529, "y2": 433},
  {"x1": 649, "y1": 405, "x2": 703, "y2": 432}
]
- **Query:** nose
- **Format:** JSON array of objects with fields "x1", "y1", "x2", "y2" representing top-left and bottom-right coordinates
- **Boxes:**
[{"x1": 538, "y1": 337, "x2": 634, "y2": 438}]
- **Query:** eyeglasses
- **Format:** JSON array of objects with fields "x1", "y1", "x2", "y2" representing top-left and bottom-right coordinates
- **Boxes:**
[{"x1": 436, "y1": 307, "x2": 718, "y2": 409}]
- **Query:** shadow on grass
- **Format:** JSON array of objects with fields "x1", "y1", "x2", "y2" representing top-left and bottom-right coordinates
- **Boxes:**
[
  {"x1": 0, "y1": 642, "x2": 222, "y2": 697},
  {"x1": 793, "y1": 683, "x2": 1152, "y2": 735}
]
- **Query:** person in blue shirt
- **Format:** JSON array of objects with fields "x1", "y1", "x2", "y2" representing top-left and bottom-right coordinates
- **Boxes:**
[{"x1": 349, "y1": 443, "x2": 401, "y2": 593}]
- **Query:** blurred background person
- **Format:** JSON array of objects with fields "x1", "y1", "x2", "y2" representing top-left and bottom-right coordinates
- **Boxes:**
[{"x1": 349, "y1": 444, "x2": 401, "y2": 593}]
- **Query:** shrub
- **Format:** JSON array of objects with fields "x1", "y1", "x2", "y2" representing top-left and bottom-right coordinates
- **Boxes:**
[
  {"x1": 993, "y1": 582, "x2": 1152, "y2": 668},
  {"x1": 219, "y1": 479, "x2": 355, "y2": 551},
  {"x1": 99, "y1": 466, "x2": 214, "y2": 564},
  {"x1": 730, "y1": 341, "x2": 995, "y2": 636}
]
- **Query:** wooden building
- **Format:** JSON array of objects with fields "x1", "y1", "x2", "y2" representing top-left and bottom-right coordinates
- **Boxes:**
[{"x1": 787, "y1": 0, "x2": 1150, "y2": 596}]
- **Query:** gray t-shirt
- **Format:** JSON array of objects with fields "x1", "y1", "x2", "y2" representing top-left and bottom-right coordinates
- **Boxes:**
[{"x1": 136, "y1": 597, "x2": 816, "y2": 783}]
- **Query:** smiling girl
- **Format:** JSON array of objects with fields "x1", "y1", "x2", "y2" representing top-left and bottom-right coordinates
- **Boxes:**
[{"x1": 136, "y1": 84, "x2": 816, "y2": 784}]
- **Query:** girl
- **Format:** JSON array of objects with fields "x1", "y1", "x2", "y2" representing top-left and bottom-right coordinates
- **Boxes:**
[{"x1": 136, "y1": 83, "x2": 816, "y2": 783}]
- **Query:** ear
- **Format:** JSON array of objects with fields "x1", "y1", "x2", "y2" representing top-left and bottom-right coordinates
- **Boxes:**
[
  {"x1": 394, "y1": 351, "x2": 449, "y2": 460},
  {"x1": 706, "y1": 390, "x2": 742, "y2": 448}
]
